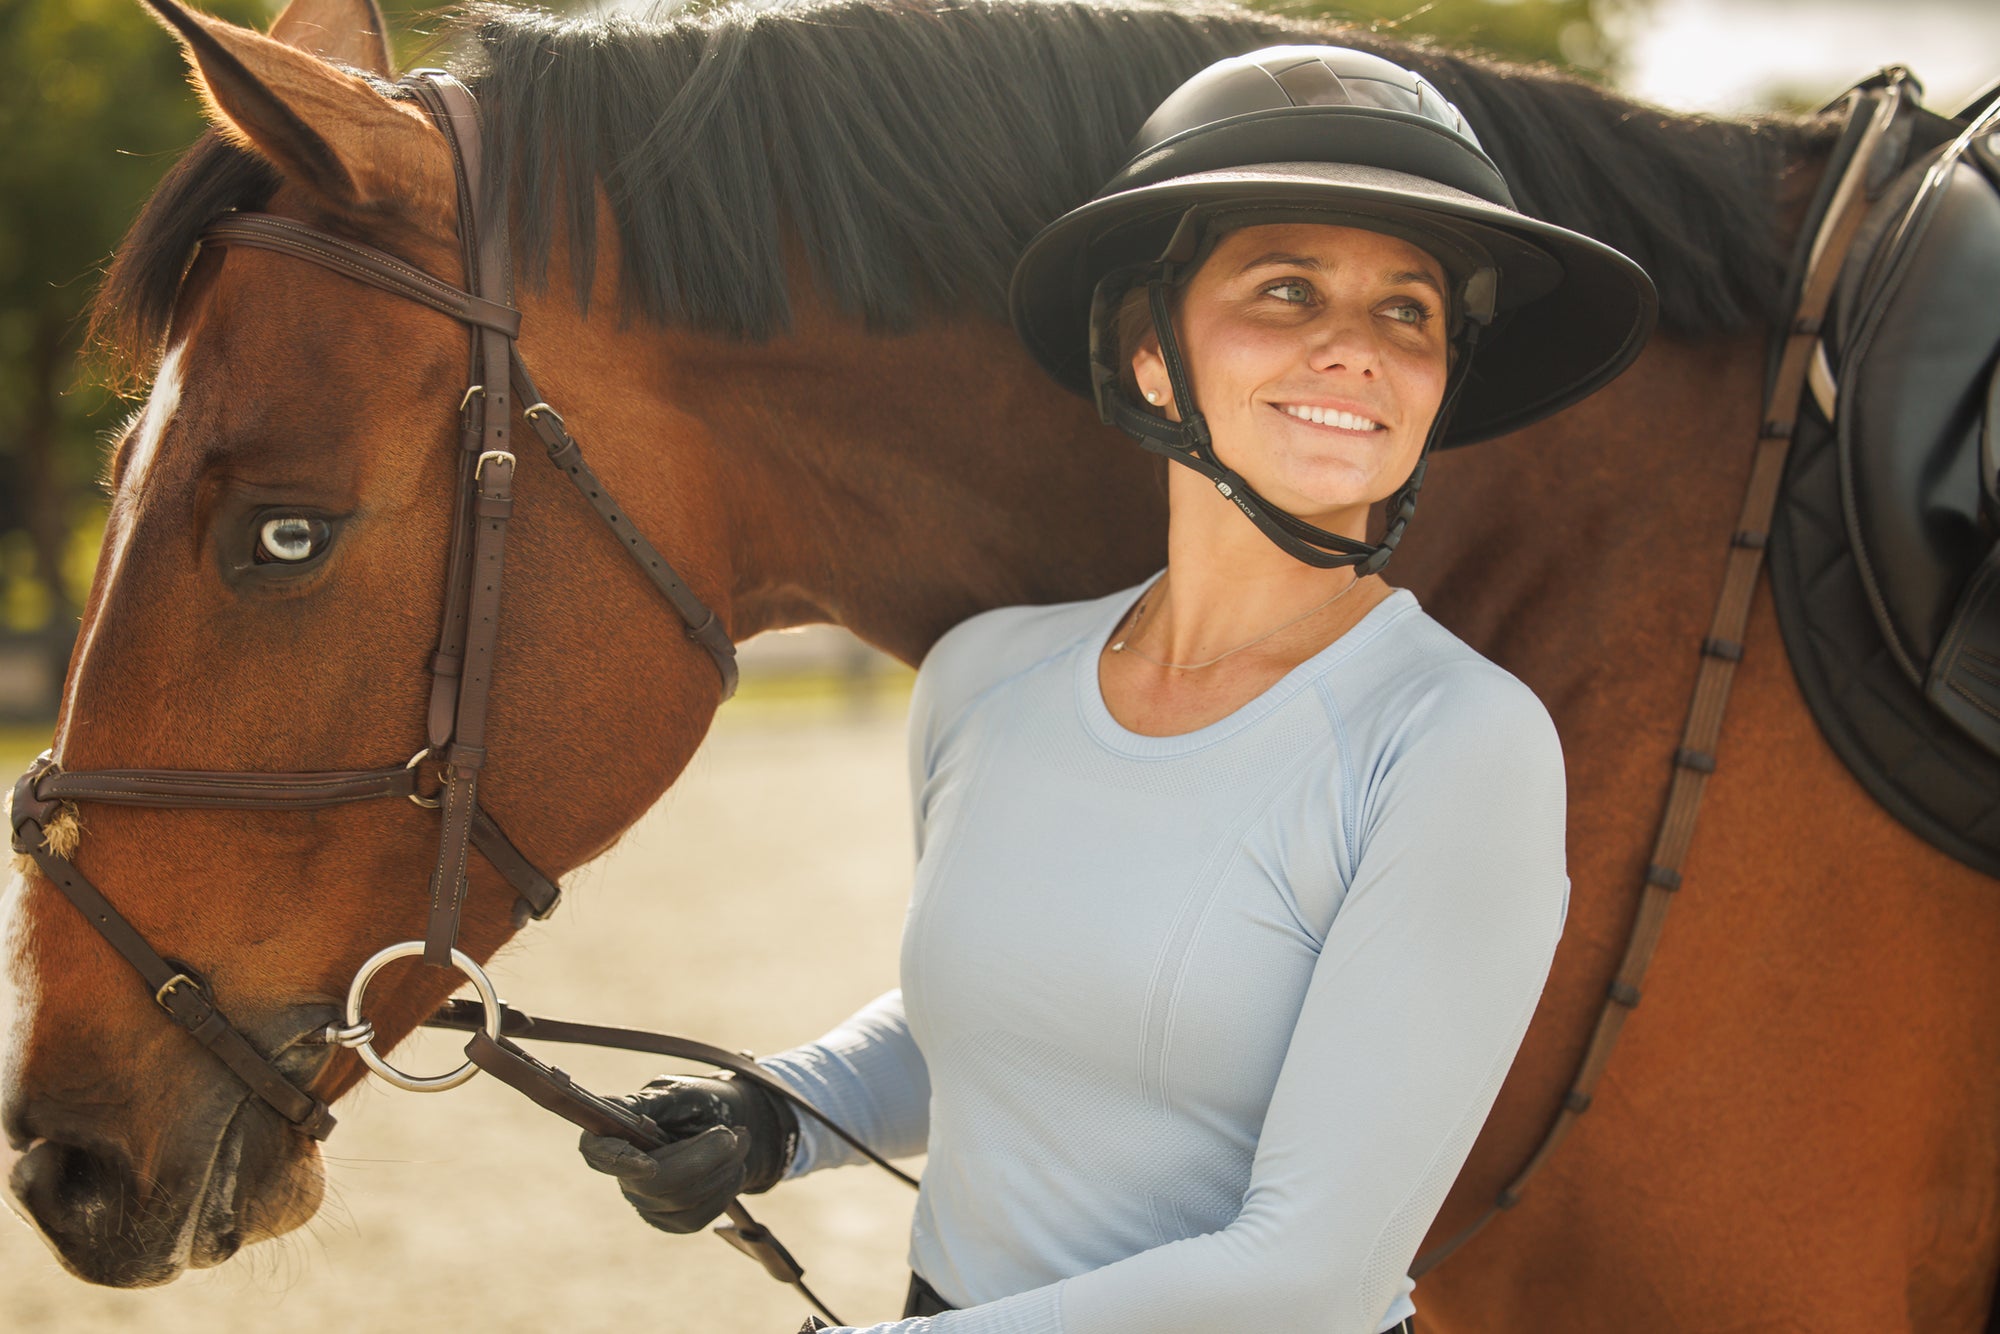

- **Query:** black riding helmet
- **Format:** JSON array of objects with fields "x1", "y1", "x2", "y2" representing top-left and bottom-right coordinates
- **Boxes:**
[{"x1": 1009, "y1": 45, "x2": 1659, "y2": 572}]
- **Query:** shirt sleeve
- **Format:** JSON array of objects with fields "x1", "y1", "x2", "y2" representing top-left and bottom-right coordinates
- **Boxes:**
[
  {"x1": 759, "y1": 989, "x2": 932, "y2": 1178},
  {"x1": 819, "y1": 669, "x2": 1569, "y2": 1334}
]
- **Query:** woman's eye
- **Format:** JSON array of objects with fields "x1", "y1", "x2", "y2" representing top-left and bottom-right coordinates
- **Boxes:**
[
  {"x1": 1383, "y1": 300, "x2": 1433, "y2": 326},
  {"x1": 255, "y1": 516, "x2": 330, "y2": 564},
  {"x1": 1264, "y1": 280, "x2": 1314, "y2": 305}
]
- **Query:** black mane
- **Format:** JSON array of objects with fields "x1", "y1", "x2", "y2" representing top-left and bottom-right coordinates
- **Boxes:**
[{"x1": 93, "y1": 0, "x2": 1836, "y2": 382}]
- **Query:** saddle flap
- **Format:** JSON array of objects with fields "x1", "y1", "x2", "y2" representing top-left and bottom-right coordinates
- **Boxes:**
[
  {"x1": 1927, "y1": 544, "x2": 2000, "y2": 756},
  {"x1": 1833, "y1": 122, "x2": 2000, "y2": 682}
]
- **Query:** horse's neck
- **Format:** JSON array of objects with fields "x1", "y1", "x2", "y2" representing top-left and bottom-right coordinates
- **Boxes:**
[{"x1": 534, "y1": 281, "x2": 1171, "y2": 665}]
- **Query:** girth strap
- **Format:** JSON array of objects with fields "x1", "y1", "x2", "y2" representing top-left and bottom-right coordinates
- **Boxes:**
[{"x1": 1410, "y1": 71, "x2": 1917, "y2": 1278}]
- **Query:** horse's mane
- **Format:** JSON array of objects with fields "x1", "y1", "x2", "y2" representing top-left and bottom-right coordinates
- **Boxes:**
[{"x1": 92, "y1": 0, "x2": 1837, "y2": 386}]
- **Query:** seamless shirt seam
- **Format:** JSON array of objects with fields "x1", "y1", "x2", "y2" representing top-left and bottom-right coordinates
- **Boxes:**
[
  {"x1": 1316, "y1": 676, "x2": 1362, "y2": 890},
  {"x1": 929, "y1": 618, "x2": 1106, "y2": 768},
  {"x1": 1140, "y1": 740, "x2": 1335, "y2": 1113},
  {"x1": 905, "y1": 741, "x2": 1001, "y2": 1029}
]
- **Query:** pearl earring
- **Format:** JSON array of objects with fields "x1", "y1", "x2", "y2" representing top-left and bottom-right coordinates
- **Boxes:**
[{"x1": 1145, "y1": 389, "x2": 1162, "y2": 405}]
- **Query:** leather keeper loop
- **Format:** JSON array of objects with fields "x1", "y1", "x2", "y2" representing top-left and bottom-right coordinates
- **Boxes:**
[
  {"x1": 1608, "y1": 980, "x2": 1642, "y2": 1008},
  {"x1": 1674, "y1": 747, "x2": 1718, "y2": 774},
  {"x1": 10, "y1": 818, "x2": 42, "y2": 855},
  {"x1": 1732, "y1": 529, "x2": 1768, "y2": 549},
  {"x1": 1701, "y1": 637, "x2": 1745, "y2": 662},
  {"x1": 1760, "y1": 420, "x2": 1794, "y2": 440},
  {"x1": 476, "y1": 494, "x2": 515, "y2": 518},
  {"x1": 430, "y1": 652, "x2": 463, "y2": 677},
  {"x1": 1496, "y1": 1187, "x2": 1522, "y2": 1209},
  {"x1": 1645, "y1": 863, "x2": 1684, "y2": 891},
  {"x1": 445, "y1": 744, "x2": 488, "y2": 773},
  {"x1": 1563, "y1": 1089, "x2": 1594, "y2": 1114}
]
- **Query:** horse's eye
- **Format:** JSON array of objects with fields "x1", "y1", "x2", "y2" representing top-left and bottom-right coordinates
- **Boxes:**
[{"x1": 255, "y1": 516, "x2": 330, "y2": 563}]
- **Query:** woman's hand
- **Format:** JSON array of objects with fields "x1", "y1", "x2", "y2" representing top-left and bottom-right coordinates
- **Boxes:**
[{"x1": 577, "y1": 1072, "x2": 799, "y2": 1234}]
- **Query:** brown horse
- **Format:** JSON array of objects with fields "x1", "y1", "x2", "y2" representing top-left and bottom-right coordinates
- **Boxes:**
[{"x1": 5, "y1": 0, "x2": 1997, "y2": 1327}]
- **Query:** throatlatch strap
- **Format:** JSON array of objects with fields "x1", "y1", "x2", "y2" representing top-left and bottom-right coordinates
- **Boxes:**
[{"x1": 513, "y1": 352, "x2": 739, "y2": 699}]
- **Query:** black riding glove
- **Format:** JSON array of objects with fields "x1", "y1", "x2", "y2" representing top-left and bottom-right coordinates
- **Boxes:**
[{"x1": 577, "y1": 1071, "x2": 801, "y2": 1235}]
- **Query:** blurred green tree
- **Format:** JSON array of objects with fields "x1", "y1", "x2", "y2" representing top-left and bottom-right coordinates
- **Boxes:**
[
  {"x1": 1251, "y1": 0, "x2": 1647, "y2": 82},
  {"x1": 0, "y1": 0, "x2": 272, "y2": 709}
]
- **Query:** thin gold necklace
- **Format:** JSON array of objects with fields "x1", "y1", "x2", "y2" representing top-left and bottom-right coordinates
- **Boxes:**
[{"x1": 1109, "y1": 574, "x2": 1362, "y2": 671}]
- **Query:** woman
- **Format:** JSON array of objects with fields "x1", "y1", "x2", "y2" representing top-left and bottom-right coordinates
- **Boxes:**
[{"x1": 579, "y1": 45, "x2": 1655, "y2": 1334}]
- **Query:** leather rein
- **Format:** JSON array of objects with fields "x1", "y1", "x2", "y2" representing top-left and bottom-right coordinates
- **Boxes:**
[{"x1": 6, "y1": 70, "x2": 908, "y2": 1325}]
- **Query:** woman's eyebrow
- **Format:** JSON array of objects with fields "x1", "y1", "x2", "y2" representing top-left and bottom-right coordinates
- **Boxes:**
[
  {"x1": 1386, "y1": 269, "x2": 1446, "y2": 298},
  {"x1": 1234, "y1": 254, "x2": 1446, "y2": 299},
  {"x1": 1235, "y1": 251, "x2": 1323, "y2": 274}
]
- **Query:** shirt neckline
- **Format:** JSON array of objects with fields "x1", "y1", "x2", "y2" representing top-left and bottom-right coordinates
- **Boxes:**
[{"x1": 1075, "y1": 576, "x2": 1418, "y2": 758}]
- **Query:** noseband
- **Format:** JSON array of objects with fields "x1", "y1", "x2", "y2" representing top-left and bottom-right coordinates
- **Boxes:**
[{"x1": 6, "y1": 70, "x2": 736, "y2": 1138}]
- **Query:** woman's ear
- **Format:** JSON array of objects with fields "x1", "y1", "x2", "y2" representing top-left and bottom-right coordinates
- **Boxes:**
[{"x1": 1128, "y1": 328, "x2": 1178, "y2": 418}]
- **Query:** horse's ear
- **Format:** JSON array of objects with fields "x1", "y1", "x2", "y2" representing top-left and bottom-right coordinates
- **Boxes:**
[
  {"x1": 139, "y1": 0, "x2": 449, "y2": 224},
  {"x1": 269, "y1": 0, "x2": 393, "y2": 78}
]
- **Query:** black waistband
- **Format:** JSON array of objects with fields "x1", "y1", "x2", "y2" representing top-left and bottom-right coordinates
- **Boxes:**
[{"x1": 901, "y1": 1272, "x2": 1414, "y2": 1329}]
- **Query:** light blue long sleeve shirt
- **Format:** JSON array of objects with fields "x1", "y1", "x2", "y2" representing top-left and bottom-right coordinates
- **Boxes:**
[{"x1": 757, "y1": 582, "x2": 1568, "y2": 1334}]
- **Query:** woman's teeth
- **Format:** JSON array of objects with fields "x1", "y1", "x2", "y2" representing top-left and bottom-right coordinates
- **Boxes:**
[{"x1": 1279, "y1": 404, "x2": 1382, "y2": 431}]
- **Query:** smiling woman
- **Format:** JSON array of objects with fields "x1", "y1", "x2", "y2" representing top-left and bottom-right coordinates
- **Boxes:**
[{"x1": 1127, "y1": 224, "x2": 1452, "y2": 530}]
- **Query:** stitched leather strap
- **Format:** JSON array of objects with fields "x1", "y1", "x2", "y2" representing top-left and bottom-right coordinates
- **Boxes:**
[
  {"x1": 30, "y1": 763, "x2": 417, "y2": 809},
  {"x1": 424, "y1": 997, "x2": 919, "y2": 1185},
  {"x1": 200, "y1": 215, "x2": 520, "y2": 336},
  {"x1": 10, "y1": 760, "x2": 335, "y2": 1138},
  {"x1": 513, "y1": 354, "x2": 739, "y2": 698},
  {"x1": 426, "y1": 452, "x2": 516, "y2": 963}
]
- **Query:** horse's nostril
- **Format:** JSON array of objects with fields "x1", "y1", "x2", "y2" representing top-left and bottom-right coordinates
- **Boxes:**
[{"x1": 13, "y1": 1139, "x2": 132, "y2": 1241}]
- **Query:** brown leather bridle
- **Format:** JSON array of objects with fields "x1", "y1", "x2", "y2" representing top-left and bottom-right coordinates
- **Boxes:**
[
  {"x1": 6, "y1": 69, "x2": 738, "y2": 1141},
  {"x1": 6, "y1": 69, "x2": 913, "y2": 1322}
]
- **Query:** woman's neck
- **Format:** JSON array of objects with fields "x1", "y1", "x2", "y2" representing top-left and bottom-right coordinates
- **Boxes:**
[{"x1": 1139, "y1": 467, "x2": 1386, "y2": 667}]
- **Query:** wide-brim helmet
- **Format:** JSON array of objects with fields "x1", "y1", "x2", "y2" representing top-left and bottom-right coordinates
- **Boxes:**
[{"x1": 1009, "y1": 45, "x2": 1659, "y2": 450}]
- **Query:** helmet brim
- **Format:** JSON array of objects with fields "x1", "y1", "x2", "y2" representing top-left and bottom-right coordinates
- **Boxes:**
[{"x1": 1009, "y1": 160, "x2": 1658, "y2": 447}]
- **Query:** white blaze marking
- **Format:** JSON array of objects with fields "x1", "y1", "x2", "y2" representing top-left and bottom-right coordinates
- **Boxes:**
[
  {"x1": 52, "y1": 344, "x2": 184, "y2": 763},
  {"x1": 0, "y1": 864, "x2": 40, "y2": 1228}
]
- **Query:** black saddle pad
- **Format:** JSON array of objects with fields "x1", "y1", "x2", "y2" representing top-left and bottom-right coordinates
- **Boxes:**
[{"x1": 1771, "y1": 403, "x2": 2000, "y2": 879}]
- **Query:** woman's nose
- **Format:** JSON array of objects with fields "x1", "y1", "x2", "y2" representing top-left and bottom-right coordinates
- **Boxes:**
[{"x1": 1304, "y1": 315, "x2": 1379, "y2": 377}]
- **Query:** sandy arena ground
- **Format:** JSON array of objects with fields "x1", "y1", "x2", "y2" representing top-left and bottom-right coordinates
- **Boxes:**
[{"x1": 3, "y1": 702, "x2": 926, "y2": 1333}]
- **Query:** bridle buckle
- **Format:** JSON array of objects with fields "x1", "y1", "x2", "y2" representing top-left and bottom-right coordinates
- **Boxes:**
[{"x1": 154, "y1": 972, "x2": 200, "y2": 1011}]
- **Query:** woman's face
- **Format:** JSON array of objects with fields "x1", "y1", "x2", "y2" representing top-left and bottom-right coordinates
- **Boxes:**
[{"x1": 1130, "y1": 222, "x2": 1451, "y2": 526}]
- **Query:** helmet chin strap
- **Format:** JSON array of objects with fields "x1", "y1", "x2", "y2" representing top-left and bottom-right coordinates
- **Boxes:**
[{"x1": 1103, "y1": 272, "x2": 1483, "y2": 575}]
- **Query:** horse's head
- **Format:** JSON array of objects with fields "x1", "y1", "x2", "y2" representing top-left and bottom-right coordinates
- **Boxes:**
[{"x1": 2, "y1": 0, "x2": 734, "y2": 1285}]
